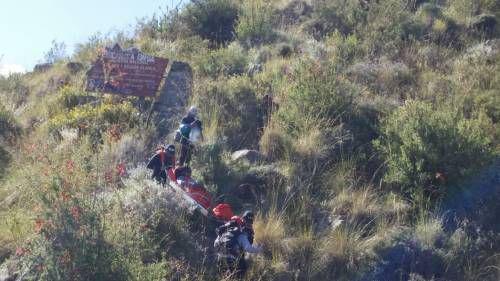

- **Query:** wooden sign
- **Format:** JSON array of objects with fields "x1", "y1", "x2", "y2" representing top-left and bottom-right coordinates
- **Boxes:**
[{"x1": 86, "y1": 44, "x2": 169, "y2": 97}]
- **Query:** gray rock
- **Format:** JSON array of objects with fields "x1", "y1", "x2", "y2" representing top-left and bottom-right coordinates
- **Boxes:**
[
  {"x1": 0, "y1": 192, "x2": 18, "y2": 208},
  {"x1": 231, "y1": 149, "x2": 264, "y2": 164},
  {"x1": 153, "y1": 61, "x2": 193, "y2": 138}
]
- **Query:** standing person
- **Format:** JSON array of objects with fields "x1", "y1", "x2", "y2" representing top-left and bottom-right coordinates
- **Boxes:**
[
  {"x1": 146, "y1": 144, "x2": 175, "y2": 184},
  {"x1": 214, "y1": 211, "x2": 262, "y2": 278},
  {"x1": 177, "y1": 106, "x2": 203, "y2": 166}
]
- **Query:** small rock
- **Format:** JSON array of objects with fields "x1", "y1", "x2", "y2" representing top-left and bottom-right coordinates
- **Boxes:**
[{"x1": 231, "y1": 149, "x2": 264, "y2": 164}]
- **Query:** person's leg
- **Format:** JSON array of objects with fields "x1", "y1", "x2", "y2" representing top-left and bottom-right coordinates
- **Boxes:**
[
  {"x1": 159, "y1": 170, "x2": 167, "y2": 185},
  {"x1": 218, "y1": 257, "x2": 236, "y2": 278},
  {"x1": 236, "y1": 257, "x2": 247, "y2": 279},
  {"x1": 185, "y1": 144, "x2": 193, "y2": 166},
  {"x1": 179, "y1": 142, "x2": 188, "y2": 165}
]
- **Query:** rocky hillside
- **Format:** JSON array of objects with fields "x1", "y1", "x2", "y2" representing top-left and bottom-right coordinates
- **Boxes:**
[{"x1": 0, "y1": 0, "x2": 499, "y2": 280}]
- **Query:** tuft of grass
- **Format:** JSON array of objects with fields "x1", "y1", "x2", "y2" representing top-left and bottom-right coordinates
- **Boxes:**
[
  {"x1": 259, "y1": 125, "x2": 290, "y2": 161},
  {"x1": 414, "y1": 215, "x2": 444, "y2": 249}
]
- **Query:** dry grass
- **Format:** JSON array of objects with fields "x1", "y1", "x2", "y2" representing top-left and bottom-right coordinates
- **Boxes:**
[
  {"x1": 414, "y1": 215, "x2": 444, "y2": 249},
  {"x1": 329, "y1": 186, "x2": 381, "y2": 220},
  {"x1": 259, "y1": 125, "x2": 290, "y2": 161},
  {"x1": 254, "y1": 211, "x2": 286, "y2": 258}
]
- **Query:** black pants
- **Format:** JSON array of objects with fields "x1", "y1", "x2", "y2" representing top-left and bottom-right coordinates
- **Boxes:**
[
  {"x1": 152, "y1": 169, "x2": 166, "y2": 185},
  {"x1": 179, "y1": 141, "x2": 193, "y2": 166},
  {"x1": 217, "y1": 256, "x2": 247, "y2": 279}
]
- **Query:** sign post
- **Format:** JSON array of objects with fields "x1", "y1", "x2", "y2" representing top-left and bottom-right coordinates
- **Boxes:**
[{"x1": 86, "y1": 44, "x2": 169, "y2": 97}]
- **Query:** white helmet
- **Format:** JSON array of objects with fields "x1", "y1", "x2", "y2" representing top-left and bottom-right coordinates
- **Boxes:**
[{"x1": 188, "y1": 106, "x2": 198, "y2": 117}]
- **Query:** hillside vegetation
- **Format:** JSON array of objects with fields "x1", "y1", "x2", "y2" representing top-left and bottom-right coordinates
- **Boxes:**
[{"x1": 1, "y1": 0, "x2": 499, "y2": 280}]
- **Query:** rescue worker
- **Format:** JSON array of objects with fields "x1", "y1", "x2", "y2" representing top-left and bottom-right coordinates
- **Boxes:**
[
  {"x1": 146, "y1": 144, "x2": 175, "y2": 184},
  {"x1": 176, "y1": 106, "x2": 203, "y2": 166},
  {"x1": 214, "y1": 211, "x2": 262, "y2": 278}
]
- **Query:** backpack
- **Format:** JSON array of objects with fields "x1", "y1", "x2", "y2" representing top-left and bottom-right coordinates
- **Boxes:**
[
  {"x1": 180, "y1": 124, "x2": 191, "y2": 139},
  {"x1": 214, "y1": 226, "x2": 242, "y2": 258},
  {"x1": 174, "y1": 123, "x2": 191, "y2": 143}
]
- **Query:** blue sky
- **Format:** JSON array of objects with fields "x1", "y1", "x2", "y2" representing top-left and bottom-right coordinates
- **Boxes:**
[{"x1": 0, "y1": 0, "x2": 185, "y2": 74}]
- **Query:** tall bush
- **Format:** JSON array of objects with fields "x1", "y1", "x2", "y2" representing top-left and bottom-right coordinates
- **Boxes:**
[
  {"x1": 194, "y1": 43, "x2": 248, "y2": 78},
  {"x1": 276, "y1": 60, "x2": 358, "y2": 136},
  {"x1": 236, "y1": 0, "x2": 276, "y2": 47},
  {"x1": 182, "y1": 0, "x2": 239, "y2": 46},
  {"x1": 194, "y1": 76, "x2": 259, "y2": 149},
  {"x1": 374, "y1": 100, "x2": 494, "y2": 195},
  {"x1": 16, "y1": 175, "x2": 124, "y2": 281}
]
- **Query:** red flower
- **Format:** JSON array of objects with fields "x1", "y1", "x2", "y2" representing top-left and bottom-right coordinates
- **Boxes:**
[
  {"x1": 65, "y1": 160, "x2": 75, "y2": 173},
  {"x1": 70, "y1": 206, "x2": 81, "y2": 222},
  {"x1": 34, "y1": 218, "x2": 45, "y2": 234},
  {"x1": 15, "y1": 247, "x2": 27, "y2": 256},
  {"x1": 60, "y1": 250, "x2": 72, "y2": 264},
  {"x1": 104, "y1": 170, "x2": 114, "y2": 184},
  {"x1": 140, "y1": 223, "x2": 149, "y2": 232},
  {"x1": 116, "y1": 163, "x2": 127, "y2": 177},
  {"x1": 60, "y1": 191, "x2": 71, "y2": 202}
]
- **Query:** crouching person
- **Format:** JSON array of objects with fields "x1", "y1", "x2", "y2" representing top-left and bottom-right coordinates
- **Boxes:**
[
  {"x1": 214, "y1": 211, "x2": 262, "y2": 278},
  {"x1": 146, "y1": 144, "x2": 175, "y2": 184}
]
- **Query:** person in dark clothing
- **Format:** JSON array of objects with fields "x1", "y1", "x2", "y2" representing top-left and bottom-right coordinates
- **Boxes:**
[
  {"x1": 214, "y1": 211, "x2": 262, "y2": 278},
  {"x1": 177, "y1": 106, "x2": 203, "y2": 166},
  {"x1": 146, "y1": 144, "x2": 175, "y2": 184},
  {"x1": 241, "y1": 211, "x2": 255, "y2": 245}
]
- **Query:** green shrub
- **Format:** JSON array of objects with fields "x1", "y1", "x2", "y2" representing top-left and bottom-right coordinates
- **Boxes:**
[
  {"x1": 374, "y1": 100, "x2": 495, "y2": 195},
  {"x1": 194, "y1": 76, "x2": 259, "y2": 149},
  {"x1": 16, "y1": 176, "x2": 125, "y2": 281},
  {"x1": 276, "y1": 60, "x2": 358, "y2": 135},
  {"x1": 361, "y1": 0, "x2": 423, "y2": 55},
  {"x1": 47, "y1": 101, "x2": 140, "y2": 144},
  {"x1": 182, "y1": 0, "x2": 239, "y2": 46},
  {"x1": 305, "y1": 0, "x2": 365, "y2": 39},
  {"x1": 0, "y1": 104, "x2": 21, "y2": 143},
  {"x1": 236, "y1": 0, "x2": 276, "y2": 47},
  {"x1": 194, "y1": 43, "x2": 248, "y2": 78},
  {"x1": 259, "y1": 125, "x2": 290, "y2": 161},
  {"x1": 50, "y1": 86, "x2": 96, "y2": 117},
  {"x1": 0, "y1": 146, "x2": 10, "y2": 180},
  {"x1": 0, "y1": 73, "x2": 29, "y2": 107}
]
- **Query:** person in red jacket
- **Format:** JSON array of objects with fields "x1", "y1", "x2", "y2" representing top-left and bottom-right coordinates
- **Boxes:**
[{"x1": 146, "y1": 144, "x2": 175, "y2": 184}]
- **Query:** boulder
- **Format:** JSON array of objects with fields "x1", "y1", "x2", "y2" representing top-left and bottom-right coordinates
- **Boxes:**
[
  {"x1": 153, "y1": 61, "x2": 193, "y2": 138},
  {"x1": 231, "y1": 149, "x2": 264, "y2": 164}
]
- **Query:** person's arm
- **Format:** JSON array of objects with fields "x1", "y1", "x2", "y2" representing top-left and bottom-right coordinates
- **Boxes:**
[
  {"x1": 238, "y1": 234, "x2": 262, "y2": 254},
  {"x1": 146, "y1": 154, "x2": 159, "y2": 169}
]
